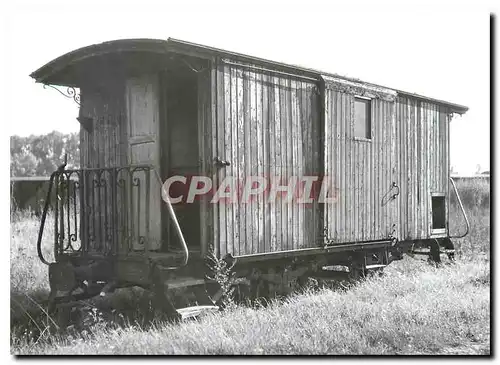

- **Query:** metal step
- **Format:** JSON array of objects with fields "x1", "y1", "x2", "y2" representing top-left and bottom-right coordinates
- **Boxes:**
[
  {"x1": 165, "y1": 276, "x2": 206, "y2": 290},
  {"x1": 161, "y1": 276, "x2": 220, "y2": 318},
  {"x1": 165, "y1": 277, "x2": 220, "y2": 319},
  {"x1": 176, "y1": 305, "x2": 219, "y2": 320},
  {"x1": 410, "y1": 248, "x2": 455, "y2": 255}
]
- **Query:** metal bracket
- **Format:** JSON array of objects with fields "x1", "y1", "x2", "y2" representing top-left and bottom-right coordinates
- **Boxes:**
[
  {"x1": 43, "y1": 84, "x2": 80, "y2": 105},
  {"x1": 381, "y1": 182, "x2": 400, "y2": 206},
  {"x1": 391, "y1": 182, "x2": 400, "y2": 199}
]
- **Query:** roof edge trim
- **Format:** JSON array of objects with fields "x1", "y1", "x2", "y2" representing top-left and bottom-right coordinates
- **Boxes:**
[
  {"x1": 30, "y1": 38, "x2": 469, "y2": 114},
  {"x1": 30, "y1": 38, "x2": 171, "y2": 84}
]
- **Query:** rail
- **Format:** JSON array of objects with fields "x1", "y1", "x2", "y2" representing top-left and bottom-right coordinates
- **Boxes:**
[
  {"x1": 449, "y1": 177, "x2": 470, "y2": 239},
  {"x1": 37, "y1": 156, "x2": 68, "y2": 265},
  {"x1": 153, "y1": 168, "x2": 188, "y2": 267},
  {"x1": 36, "y1": 164, "x2": 189, "y2": 268},
  {"x1": 36, "y1": 171, "x2": 58, "y2": 265}
]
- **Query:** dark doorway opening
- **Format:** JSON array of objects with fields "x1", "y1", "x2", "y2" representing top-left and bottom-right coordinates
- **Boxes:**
[
  {"x1": 160, "y1": 55, "x2": 208, "y2": 253},
  {"x1": 431, "y1": 195, "x2": 446, "y2": 230}
]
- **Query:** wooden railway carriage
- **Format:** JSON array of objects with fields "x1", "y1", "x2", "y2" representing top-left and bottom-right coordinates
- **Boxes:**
[{"x1": 31, "y1": 38, "x2": 469, "y2": 318}]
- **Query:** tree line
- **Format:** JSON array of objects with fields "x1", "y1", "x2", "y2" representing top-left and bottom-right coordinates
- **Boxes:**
[{"x1": 10, "y1": 131, "x2": 80, "y2": 177}]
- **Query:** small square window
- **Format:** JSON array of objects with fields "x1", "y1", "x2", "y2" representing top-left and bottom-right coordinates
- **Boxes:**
[{"x1": 354, "y1": 97, "x2": 371, "y2": 139}]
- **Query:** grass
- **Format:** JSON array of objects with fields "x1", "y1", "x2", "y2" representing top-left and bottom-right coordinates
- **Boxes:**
[
  {"x1": 10, "y1": 209, "x2": 53, "y2": 296},
  {"x1": 449, "y1": 178, "x2": 490, "y2": 259},
  {"x1": 10, "y1": 179, "x2": 490, "y2": 355},
  {"x1": 450, "y1": 177, "x2": 490, "y2": 211},
  {"x1": 11, "y1": 258, "x2": 490, "y2": 355}
]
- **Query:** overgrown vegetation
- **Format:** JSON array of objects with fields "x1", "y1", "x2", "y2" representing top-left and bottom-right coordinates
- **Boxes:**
[
  {"x1": 449, "y1": 177, "x2": 490, "y2": 259},
  {"x1": 205, "y1": 248, "x2": 238, "y2": 310},
  {"x1": 10, "y1": 179, "x2": 490, "y2": 355},
  {"x1": 11, "y1": 259, "x2": 490, "y2": 355},
  {"x1": 450, "y1": 177, "x2": 490, "y2": 211}
]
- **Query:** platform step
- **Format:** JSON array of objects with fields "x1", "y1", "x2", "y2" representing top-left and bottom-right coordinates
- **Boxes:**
[
  {"x1": 165, "y1": 277, "x2": 206, "y2": 290},
  {"x1": 410, "y1": 248, "x2": 455, "y2": 255},
  {"x1": 176, "y1": 305, "x2": 219, "y2": 320}
]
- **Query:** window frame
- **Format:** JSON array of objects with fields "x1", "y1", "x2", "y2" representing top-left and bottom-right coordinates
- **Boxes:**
[
  {"x1": 353, "y1": 95, "x2": 372, "y2": 141},
  {"x1": 430, "y1": 192, "x2": 447, "y2": 237}
]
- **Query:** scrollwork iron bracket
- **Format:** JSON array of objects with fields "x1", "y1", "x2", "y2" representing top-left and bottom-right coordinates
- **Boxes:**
[{"x1": 43, "y1": 84, "x2": 80, "y2": 105}]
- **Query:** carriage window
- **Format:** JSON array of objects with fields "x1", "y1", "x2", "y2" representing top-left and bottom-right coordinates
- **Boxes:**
[
  {"x1": 354, "y1": 97, "x2": 371, "y2": 139},
  {"x1": 432, "y1": 196, "x2": 446, "y2": 229}
]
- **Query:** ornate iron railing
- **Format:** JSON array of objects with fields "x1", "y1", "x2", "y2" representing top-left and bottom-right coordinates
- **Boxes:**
[{"x1": 49, "y1": 165, "x2": 163, "y2": 258}]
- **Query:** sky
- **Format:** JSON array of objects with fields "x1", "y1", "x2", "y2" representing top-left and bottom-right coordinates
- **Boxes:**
[{"x1": 2, "y1": 1, "x2": 491, "y2": 175}]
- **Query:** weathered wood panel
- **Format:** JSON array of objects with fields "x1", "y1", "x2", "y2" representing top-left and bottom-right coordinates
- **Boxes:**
[
  {"x1": 79, "y1": 82, "x2": 127, "y2": 169},
  {"x1": 323, "y1": 80, "x2": 398, "y2": 244},
  {"x1": 395, "y1": 98, "x2": 450, "y2": 240},
  {"x1": 215, "y1": 60, "x2": 320, "y2": 257},
  {"x1": 79, "y1": 81, "x2": 127, "y2": 255},
  {"x1": 197, "y1": 67, "x2": 213, "y2": 256},
  {"x1": 323, "y1": 84, "x2": 450, "y2": 244},
  {"x1": 125, "y1": 74, "x2": 162, "y2": 251},
  {"x1": 77, "y1": 64, "x2": 452, "y2": 259}
]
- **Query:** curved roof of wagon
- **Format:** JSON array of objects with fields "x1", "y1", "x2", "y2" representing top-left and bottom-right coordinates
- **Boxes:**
[{"x1": 30, "y1": 38, "x2": 468, "y2": 114}]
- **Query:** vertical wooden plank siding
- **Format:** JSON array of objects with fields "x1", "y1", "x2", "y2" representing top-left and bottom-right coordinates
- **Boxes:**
[
  {"x1": 394, "y1": 98, "x2": 449, "y2": 240},
  {"x1": 189, "y1": 61, "x2": 449, "y2": 258},
  {"x1": 125, "y1": 75, "x2": 162, "y2": 251},
  {"x1": 215, "y1": 61, "x2": 320, "y2": 257},
  {"x1": 79, "y1": 82, "x2": 127, "y2": 254},
  {"x1": 210, "y1": 63, "x2": 219, "y2": 257},
  {"x1": 197, "y1": 67, "x2": 214, "y2": 256},
  {"x1": 323, "y1": 86, "x2": 395, "y2": 244},
  {"x1": 217, "y1": 62, "x2": 228, "y2": 256},
  {"x1": 321, "y1": 83, "x2": 449, "y2": 245},
  {"x1": 80, "y1": 83, "x2": 127, "y2": 169},
  {"x1": 79, "y1": 64, "x2": 452, "y2": 259}
]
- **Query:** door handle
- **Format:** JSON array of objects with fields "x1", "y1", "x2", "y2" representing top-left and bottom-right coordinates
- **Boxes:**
[{"x1": 214, "y1": 157, "x2": 230, "y2": 168}]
